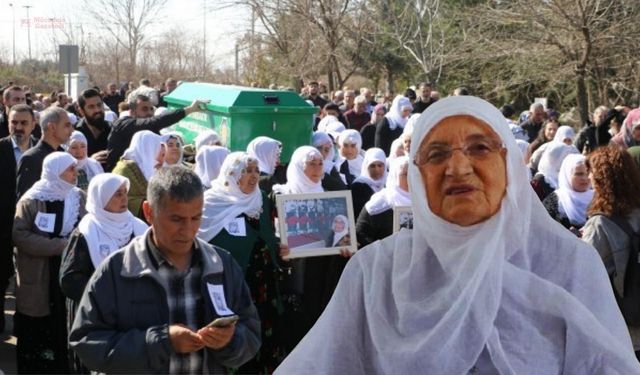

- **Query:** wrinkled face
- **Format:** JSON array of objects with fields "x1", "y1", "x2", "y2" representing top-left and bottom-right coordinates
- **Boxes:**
[
  {"x1": 79, "y1": 95, "x2": 105, "y2": 124},
  {"x1": 68, "y1": 141, "x2": 88, "y2": 160},
  {"x1": 5, "y1": 90, "x2": 26, "y2": 108},
  {"x1": 237, "y1": 161, "x2": 260, "y2": 194},
  {"x1": 104, "y1": 183, "x2": 129, "y2": 213},
  {"x1": 354, "y1": 101, "x2": 366, "y2": 114},
  {"x1": 59, "y1": 163, "x2": 78, "y2": 184},
  {"x1": 316, "y1": 142, "x2": 333, "y2": 160},
  {"x1": 9, "y1": 110, "x2": 35, "y2": 143},
  {"x1": 571, "y1": 163, "x2": 590, "y2": 193},
  {"x1": 133, "y1": 99, "x2": 154, "y2": 118},
  {"x1": 164, "y1": 138, "x2": 181, "y2": 165},
  {"x1": 398, "y1": 163, "x2": 409, "y2": 192},
  {"x1": 544, "y1": 122, "x2": 558, "y2": 140},
  {"x1": 333, "y1": 217, "x2": 345, "y2": 232},
  {"x1": 144, "y1": 196, "x2": 203, "y2": 257},
  {"x1": 303, "y1": 157, "x2": 324, "y2": 183},
  {"x1": 50, "y1": 112, "x2": 74, "y2": 145},
  {"x1": 368, "y1": 161, "x2": 385, "y2": 180},
  {"x1": 340, "y1": 142, "x2": 358, "y2": 160},
  {"x1": 345, "y1": 92, "x2": 355, "y2": 106},
  {"x1": 155, "y1": 144, "x2": 166, "y2": 169},
  {"x1": 416, "y1": 115, "x2": 507, "y2": 227}
]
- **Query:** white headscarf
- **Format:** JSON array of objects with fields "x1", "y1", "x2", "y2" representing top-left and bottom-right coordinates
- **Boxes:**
[
  {"x1": 275, "y1": 96, "x2": 639, "y2": 374},
  {"x1": 331, "y1": 214, "x2": 349, "y2": 246},
  {"x1": 198, "y1": 152, "x2": 264, "y2": 242},
  {"x1": 553, "y1": 125, "x2": 576, "y2": 144},
  {"x1": 21, "y1": 152, "x2": 81, "y2": 237},
  {"x1": 121, "y1": 130, "x2": 163, "y2": 181},
  {"x1": 247, "y1": 136, "x2": 281, "y2": 175},
  {"x1": 384, "y1": 95, "x2": 413, "y2": 130},
  {"x1": 272, "y1": 146, "x2": 324, "y2": 195},
  {"x1": 194, "y1": 145, "x2": 230, "y2": 189},
  {"x1": 78, "y1": 173, "x2": 148, "y2": 268},
  {"x1": 337, "y1": 129, "x2": 364, "y2": 177},
  {"x1": 538, "y1": 141, "x2": 579, "y2": 188},
  {"x1": 365, "y1": 156, "x2": 411, "y2": 216},
  {"x1": 353, "y1": 147, "x2": 387, "y2": 192},
  {"x1": 195, "y1": 130, "x2": 222, "y2": 150},
  {"x1": 160, "y1": 132, "x2": 184, "y2": 166},
  {"x1": 68, "y1": 131, "x2": 104, "y2": 179},
  {"x1": 312, "y1": 131, "x2": 336, "y2": 174},
  {"x1": 388, "y1": 138, "x2": 405, "y2": 162},
  {"x1": 317, "y1": 115, "x2": 342, "y2": 133},
  {"x1": 555, "y1": 154, "x2": 593, "y2": 226},
  {"x1": 325, "y1": 120, "x2": 346, "y2": 142}
]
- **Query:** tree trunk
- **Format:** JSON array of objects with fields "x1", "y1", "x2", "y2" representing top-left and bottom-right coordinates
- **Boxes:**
[
  {"x1": 576, "y1": 71, "x2": 589, "y2": 127},
  {"x1": 385, "y1": 67, "x2": 394, "y2": 93}
]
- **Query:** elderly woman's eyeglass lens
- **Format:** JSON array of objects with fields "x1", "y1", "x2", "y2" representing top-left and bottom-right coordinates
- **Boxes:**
[{"x1": 415, "y1": 137, "x2": 505, "y2": 166}]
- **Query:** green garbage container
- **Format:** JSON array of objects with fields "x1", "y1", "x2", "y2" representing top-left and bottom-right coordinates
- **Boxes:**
[{"x1": 163, "y1": 82, "x2": 317, "y2": 162}]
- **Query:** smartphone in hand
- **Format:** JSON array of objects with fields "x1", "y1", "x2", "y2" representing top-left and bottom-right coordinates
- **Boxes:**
[{"x1": 206, "y1": 315, "x2": 238, "y2": 328}]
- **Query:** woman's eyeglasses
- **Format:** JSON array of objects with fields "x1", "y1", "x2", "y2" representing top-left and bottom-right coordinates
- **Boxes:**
[{"x1": 414, "y1": 137, "x2": 504, "y2": 166}]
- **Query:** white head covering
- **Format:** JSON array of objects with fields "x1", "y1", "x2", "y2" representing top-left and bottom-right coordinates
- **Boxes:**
[
  {"x1": 555, "y1": 154, "x2": 593, "y2": 226},
  {"x1": 312, "y1": 131, "x2": 336, "y2": 174},
  {"x1": 160, "y1": 132, "x2": 184, "y2": 166},
  {"x1": 331, "y1": 214, "x2": 349, "y2": 246},
  {"x1": 78, "y1": 173, "x2": 148, "y2": 268},
  {"x1": 337, "y1": 129, "x2": 364, "y2": 177},
  {"x1": 353, "y1": 147, "x2": 387, "y2": 192},
  {"x1": 198, "y1": 152, "x2": 264, "y2": 242},
  {"x1": 325, "y1": 120, "x2": 346, "y2": 142},
  {"x1": 154, "y1": 107, "x2": 168, "y2": 116},
  {"x1": 388, "y1": 138, "x2": 406, "y2": 162},
  {"x1": 538, "y1": 141, "x2": 579, "y2": 188},
  {"x1": 121, "y1": 130, "x2": 163, "y2": 181},
  {"x1": 119, "y1": 110, "x2": 130, "y2": 118},
  {"x1": 275, "y1": 96, "x2": 639, "y2": 374},
  {"x1": 104, "y1": 111, "x2": 117, "y2": 122},
  {"x1": 67, "y1": 112, "x2": 78, "y2": 125},
  {"x1": 365, "y1": 156, "x2": 411, "y2": 216},
  {"x1": 21, "y1": 152, "x2": 81, "y2": 237},
  {"x1": 272, "y1": 146, "x2": 324, "y2": 195},
  {"x1": 515, "y1": 139, "x2": 529, "y2": 157},
  {"x1": 384, "y1": 95, "x2": 413, "y2": 130},
  {"x1": 195, "y1": 129, "x2": 222, "y2": 150},
  {"x1": 317, "y1": 115, "x2": 342, "y2": 133},
  {"x1": 552, "y1": 125, "x2": 576, "y2": 144},
  {"x1": 247, "y1": 136, "x2": 281, "y2": 175},
  {"x1": 194, "y1": 145, "x2": 230, "y2": 189},
  {"x1": 68, "y1": 131, "x2": 104, "y2": 179}
]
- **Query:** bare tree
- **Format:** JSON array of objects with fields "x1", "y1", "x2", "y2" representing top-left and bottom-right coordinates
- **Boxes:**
[{"x1": 85, "y1": 0, "x2": 167, "y2": 79}]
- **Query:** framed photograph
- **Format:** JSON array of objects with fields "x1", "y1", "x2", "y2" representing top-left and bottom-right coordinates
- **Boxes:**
[
  {"x1": 393, "y1": 206, "x2": 414, "y2": 233},
  {"x1": 276, "y1": 191, "x2": 357, "y2": 259}
]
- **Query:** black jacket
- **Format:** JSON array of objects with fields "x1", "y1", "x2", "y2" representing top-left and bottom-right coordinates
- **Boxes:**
[
  {"x1": 105, "y1": 109, "x2": 187, "y2": 171},
  {"x1": 16, "y1": 140, "x2": 63, "y2": 198},
  {"x1": 355, "y1": 208, "x2": 393, "y2": 249},
  {"x1": 75, "y1": 118, "x2": 111, "y2": 158},
  {"x1": 375, "y1": 117, "x2": 403, "y2": 156}
]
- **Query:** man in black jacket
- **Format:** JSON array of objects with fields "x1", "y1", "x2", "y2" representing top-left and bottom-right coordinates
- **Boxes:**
[
  {"x1": 103, "y1": 83, "x2": 123, "y2": 114},
  {"x1": 0, "y1": 85, "x2": 27, "y2": 138},
  {"x1": 16, "y1": 107, "x2": 73, "y2": 198},
  {"x1": 104, "y1": 95, "x2": 208, "y2": 172},
  {"x1": 75, "y1": 88, "x2": 111, "y2": 167},
  {"x1": 412, "y1": 82, "x2": 437, "y2": 114},
  {"x1": 0, "y1": 104, "x2": 37, "y2": 331}
]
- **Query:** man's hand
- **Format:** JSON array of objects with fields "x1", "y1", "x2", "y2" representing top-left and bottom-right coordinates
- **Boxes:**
[
  {"x1": 169, "y1": 324, "x2": 204, "y2": 353},
  {"x1": 185, "y1": 99, "x2": 211, "y2": 115},
  {"x1": 91, "y1": 150, "x2": 109, "y2": 163},
  {"x1": 197, "y1": 324, "x2": 236, "y2": 350}
]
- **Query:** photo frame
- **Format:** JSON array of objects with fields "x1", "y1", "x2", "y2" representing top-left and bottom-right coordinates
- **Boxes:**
[
  {"x1": 392, "y1": 206, "x2": 414, "y2": 233},
  {"x1": 276, "y1": 191, "x2": 357, "y2": 259}
]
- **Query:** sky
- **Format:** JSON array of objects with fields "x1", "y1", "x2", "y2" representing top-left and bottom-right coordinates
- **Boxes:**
[{"x1": 0, "y1": 0, "x2": 247, "y2": 68}]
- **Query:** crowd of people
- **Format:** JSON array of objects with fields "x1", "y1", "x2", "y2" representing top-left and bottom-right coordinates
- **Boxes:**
[{"x1": 0, "y1": 77, "x2": 640, "y2": 373}]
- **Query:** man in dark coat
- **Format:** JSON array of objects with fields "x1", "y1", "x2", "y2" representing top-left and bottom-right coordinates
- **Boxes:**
[
  {"x1": 0, "y1": 85, "x2": 27, "y2": 138},
  {"x1": 520, "y1": 103, "x2": 547, "y2": 143},
  {"x1": 75, "y1": 88, "x2": 111, "y2": 167},
  {"x1": 102, "y1": 83, "x2": 124, "y2": 114},
  {"x1": 412, "y1": 82, "x2": 437, "y2": 114},
  {"x1": 0, "y1": 104, "x2": 36, "y2": 331}
]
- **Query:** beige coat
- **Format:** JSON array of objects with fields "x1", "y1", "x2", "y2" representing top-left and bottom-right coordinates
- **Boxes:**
[{"x1": 12, "y1": 193, "x2": 87, "y2": 317}]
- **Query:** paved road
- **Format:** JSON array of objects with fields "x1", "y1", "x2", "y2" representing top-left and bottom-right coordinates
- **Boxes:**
[{"x1": 0, "y1": 280, "x2": 17, "y2": 375}]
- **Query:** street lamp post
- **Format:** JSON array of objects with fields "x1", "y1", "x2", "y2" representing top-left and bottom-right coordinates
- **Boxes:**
[
  {"x1": 9, "y1": 3, "x2": 15, "y2": 65},
  {"x1": 23, "y1": 5, "x2": 33, "y2": 60}
]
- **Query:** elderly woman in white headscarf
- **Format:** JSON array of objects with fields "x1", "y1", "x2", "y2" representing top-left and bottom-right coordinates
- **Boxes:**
[
  {"x1": 160, "y1": 132, "x2": 186, "y2": 167},
  {"x1": 531, "y1": 141, "x2": 579, "y2": 201},
  {"x1": 247, "y1": 136, "x2": 283, "y2": 194},
  {"x1": 60, "y1": 173, "x2": 147, "y2": 373},
  {"x1": 275, "y1": 96, "x2": 640, "y2": 374},
  {"x1": 375, "y1": 95, "x2": 413, "y2": 156},
  {"x1": 351, "y1": 147, "x2": 387, "y2": 217},
  {"x1": 67, "y1": 131, "x2": 104, "y2": 190},
  {"x1": 112, "y1": 130, "x2": 165, "y2": 219},
  {"x1": 198, "y1": 151, "x2": 288, "y2": 373},
  {"x1": 542, "y1": 154, "x2": 593, "y2": 236},
  {"x1": 325, "y1": 215, "x2": 350, "y2": 247},
  {"x1": 336, "y1": 129, "x2": 364, "y2": 186},
  {"x1": 193, "y1": 145, "x2": 230, "y2": 189},
  {"x1": 356, "y1": 156, "x2": 411, "y2": 248},
  {"x1": 12, "y1": 152, "x2": 87, "y2": 373},
  {"x1": 311, "y1": 131, "x2": 347, "y2": 191}
]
